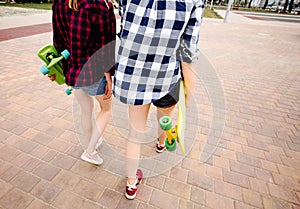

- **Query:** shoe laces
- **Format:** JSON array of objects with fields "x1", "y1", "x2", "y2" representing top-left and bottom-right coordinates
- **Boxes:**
[{"x1": 127, "y1": 178, "x2": 138, "y2": 190}]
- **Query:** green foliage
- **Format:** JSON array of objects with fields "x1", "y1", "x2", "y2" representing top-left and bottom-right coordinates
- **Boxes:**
[
  {"x1": 204, "y1": 7, "x2": 223, "y2": 18},
  {"x1": 0, "y1": 3, "x2": 52, "y2": 10}
]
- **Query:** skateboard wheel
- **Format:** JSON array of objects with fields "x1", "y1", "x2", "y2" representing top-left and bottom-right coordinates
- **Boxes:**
[
  {"x1": 61, "y1": 49, "x2": 70, "y2": 60},
  {"x1": 39, "y1": 65, "x2": 50, "y2": 75},
  {"x1": 165, "y1": 138, "x2": 176, "y2": 151},
  {"x1": 159, "y1": 116, "x2": 172, "y2": 130},
  {"x1": 65, "y1": 88, "x2": 72, "y2": 95}
]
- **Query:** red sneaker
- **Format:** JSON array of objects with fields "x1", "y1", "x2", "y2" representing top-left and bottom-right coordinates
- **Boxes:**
[
  {"x1": 125, "y1": 169, "x2": 143, "y2": 200},
  {"x1": 155, "y1": 140, "x2": 166, "y2": 153}
]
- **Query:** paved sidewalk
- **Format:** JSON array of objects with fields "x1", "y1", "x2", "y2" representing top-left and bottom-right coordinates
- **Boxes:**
[{"x1": 0, "y1": 7, "x2": 300, "y2": 209}]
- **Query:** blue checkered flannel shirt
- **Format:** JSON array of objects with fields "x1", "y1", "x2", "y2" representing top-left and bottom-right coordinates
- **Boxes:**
[{"x1": 114, "y1": 0, "x2": 204, "y2": 105}]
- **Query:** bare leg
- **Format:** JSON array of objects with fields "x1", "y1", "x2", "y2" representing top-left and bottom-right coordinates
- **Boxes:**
[
  {"x1": 127, "y1": 104, "x2": 150, "y2": 184},
  {"x1": 74, "y1": 89, "x2": 94, "y2": 142},
  {"x1": 156, "y1": 105, "x2": 176, "y2": 146},
  {"x1": 86, "y1": 95, "x2": 112, "y2": 153}
]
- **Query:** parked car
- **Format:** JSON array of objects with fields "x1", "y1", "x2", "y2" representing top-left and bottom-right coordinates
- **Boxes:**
[{"x1": 293, "y1": 7, "x2": 300, "y2": 14}]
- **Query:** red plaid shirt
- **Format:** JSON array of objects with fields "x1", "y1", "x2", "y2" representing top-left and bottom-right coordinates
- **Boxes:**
[{"x1": 52, "y1": 0, "x2": 116, "y2": 87}]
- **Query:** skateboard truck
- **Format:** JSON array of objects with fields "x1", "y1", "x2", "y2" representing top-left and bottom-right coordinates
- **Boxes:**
[{"x1": 159, "y1": 116, "x2": 177, "y2": 152}]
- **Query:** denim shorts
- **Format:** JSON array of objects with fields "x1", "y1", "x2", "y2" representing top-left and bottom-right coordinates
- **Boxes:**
[
  {"x1": 152, "y1": 81, "x2": 179, "y2": 108},
  {"x1": 72, "y1": 77, "x2": 107, "y2": 96}
]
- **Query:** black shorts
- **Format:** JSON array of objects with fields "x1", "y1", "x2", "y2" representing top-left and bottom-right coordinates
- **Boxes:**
[{"x1": 152, "y1": 81, "x2": 180, "y2": 108}]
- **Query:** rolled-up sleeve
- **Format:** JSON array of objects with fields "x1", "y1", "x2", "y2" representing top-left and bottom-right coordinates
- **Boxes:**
[{"x1": 177, "y1": 0, "x2": 204, "y2": 63}]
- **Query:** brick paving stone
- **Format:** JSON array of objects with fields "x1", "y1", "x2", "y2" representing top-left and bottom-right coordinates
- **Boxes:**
[
  {"x1": 254, "y1": 168, "x2": 274, "y2": 183},
  {"x1": 97, "y1": 188, "x2": 122, "y2": 208},
  {"x1": 30, "y1": 144, "x2": 49, "y2": 159},
  {"x1": 145, "y1": 175, "x2": 166, "y2": 190},
  {"x1": 261, "y1": 159, "x2": 279, "y2": 173},
  {"x1": 272, "y1": 173, "x2": 300, "y2": 191},
  {"x1": 242, "y1": 188, "x2": 263, "y2": 208},
  {"x1": 187, "y1": 171, "x2": 213, "y2": 192},
  {"x1": 170, "y1": 166, "x2": 189, "y2": 182},
  {"x1": 50, "y1": 152, "x2": 77, "y2": 170},
  {"x1": 22, "y1": 157, "x2": 41, "y2": 172},
  {"x1": 0, "y1": 129, "x2": 11, "y2": 142},
  {"x1": 284, "y1": 148, "x2": 300, "y2": 160},
  {"x1": 0, "y1": 145, "x2": 22, "y2": 162},
  {"x1": 32, "y1": 162, "x2": 61, "y2": 181},
  {"x1": 223, "y1": 169, "x2": 249, "y2": 188},
  {"x1": 206, "y1": 164, "x2": 223, "y2": 180},
  {"x1": 149, "y1": 189, "x2": 179, "y2": 209},
  {"x1": 134, "y1": 183, "x2": 153, "y2": 203},
  {"x1": 249, "y1": 177, "x2": 269, "y2": 195},
  {"x1": 11, "y1": 124, "x2": 28, "y2": 135},
  {"x1": 115, "y1": 196, "x2": 139, "y2": 209},
  {"x1": 42, "y1": 149, "x2": 58, "y2": 162},
  {"x1": 92, "y1": 169, "x2": 120, "y2": 189},
  {"x1": 138, "y1": 202, "x2": 157, "y2": 209},
  {"x1": 81, "y1": 199, "x2": 105, "y2": 209},
  {"x1": 242, "y1": 145, "x2": 265, "y2": 159},
  {"x1": 70, "y1": 160, "x2": 99, "y2": 179},
  {"x1": 52, "y1": 170, "x2": 81, "y2": 190},
  {"x1": 0, "y1": 119, "x2": 18, "y2": 132},
  {"x1": 26, "y1": 198, "x2": 56, "y2": 209},
  {"x1": 10, "y1": 170, "x2": 40, "y2": 192},
  {"x1": 179, "y1": 199, "x2": 194, "y2": 209},
  {"x1": 20, "y1": 128, "x2": 40, "y2": 140},
  {"x1": 2, "y1": 134, "x2": 23, "y2": 146},
  {"x1": 67, "y1": 145, "x2": 83, "y2": 158},
  {"x1": 213, "y1": 155, "x2": 230, "y2": 169},
  {"x1": 264, "y1": 151, "x2": 283, "y2": 164},
  {"x1": 47, "y1": 137, "x2": 74, "y2": 153},
  {"x1": 0, "y1": 188, "x2": 34, "y2": 209},
  {"x1": 32, "y1": 132, "x2": 55, "y2": 146},
  {"x1": 52, "y1": 190, "x2": 85, "y2": 209},
  {"x1": 214, "y1": 179, "x2": 243, "y2": 201},
  {"x1": 262, "y1": 196, "x2": 295, "y2": 209},
  {"x1": 0, "y1": 165, "x2": 21, "y2": 182},
  {"x1": 234, "y1": 201, "x2": 259, "y2": 209},
  {"x1": 205, "y1": 191, "x2": 234, "y2": 209},
  {"x1": 30, "y1": 180, "x2": 61, "y2": 204},
  {"x1": 74, "y1": 178, "x2": 105, "y2": 201},
  {"x1": 0, "y1": 180, "x2": 13, "y2": 199},
  {"x1": 268, "y1": 183, "x2": 299, "y2": 204},
  {"x1": 229, "y1": 161, "x2": 256, "y2": 177},
  {"x1": 190, "y1": 186, "x2": 205, "y2": 205},
  {"x1": 14, "y1": 138, "x2": 39, "y2": 154},
  {"x1": 10, "y1": 152, "x2": 32, "y2": 168},
  {"x1": 277, "y1": 164, "x2": 300, "y2": 179},
  {"x1": 236, "y1": 153, "x2": 261, "y2": 168},
  {"x1": 163, "y1": 178, "x2": 191, "y2": 199}
]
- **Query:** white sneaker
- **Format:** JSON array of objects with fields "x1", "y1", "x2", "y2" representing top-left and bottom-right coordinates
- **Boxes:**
[{"x1": 81, "y1": 150, "x2": 103, "y2": 165}]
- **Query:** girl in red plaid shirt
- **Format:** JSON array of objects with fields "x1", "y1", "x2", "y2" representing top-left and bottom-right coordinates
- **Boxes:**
[{"x1": 52, "y1": 0, "x2": 116, "y2": 165}]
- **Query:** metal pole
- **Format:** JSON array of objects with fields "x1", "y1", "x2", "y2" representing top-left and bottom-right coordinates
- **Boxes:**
[{"x1": 224, "y1": 0, "x2": 234, "y2": 23}]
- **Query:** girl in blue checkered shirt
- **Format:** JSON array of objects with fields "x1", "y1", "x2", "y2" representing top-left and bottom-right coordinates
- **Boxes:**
[{"x1": 114, "y1": 0, "x2": 204, "y2": 200}]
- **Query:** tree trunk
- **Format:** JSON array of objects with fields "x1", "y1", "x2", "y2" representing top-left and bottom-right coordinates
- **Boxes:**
[
  {"x1": 283, "y1": 0, "x2": 289, "y2": 12},
  {"x1": 288, "y1": 0, "x2": 294, "y2": 13},
  {"x1": 262, "y1": 0, "x2": 268, "y2": 9},
  {"x1": 248, "y1": 0, "x2": 253, "y2": 8}
]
